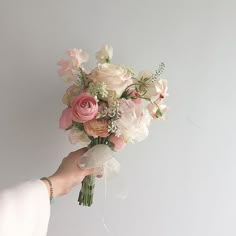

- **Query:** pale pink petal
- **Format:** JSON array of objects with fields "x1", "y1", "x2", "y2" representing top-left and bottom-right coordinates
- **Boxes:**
[{"x1": 59, "y1": 107, "x2": 72, "y2": 129}]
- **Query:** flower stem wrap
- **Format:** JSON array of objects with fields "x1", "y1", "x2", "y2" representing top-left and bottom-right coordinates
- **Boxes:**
[{"x1": 78, "y1": 137, "x2": 113, "y2": 206}]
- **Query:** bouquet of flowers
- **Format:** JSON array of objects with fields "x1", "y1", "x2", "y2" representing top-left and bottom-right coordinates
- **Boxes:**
[{"x1": 58, "y1": 45, "x2": 168, "y2": 206}]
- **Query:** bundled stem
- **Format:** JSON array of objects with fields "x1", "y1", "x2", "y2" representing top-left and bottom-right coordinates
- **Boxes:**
[
  {"x1": 78, "y1": 137, "x2": 111, "y2": 207},
  {"x1": 78, "y1": 175, "x2": 95, "y2": 206}
]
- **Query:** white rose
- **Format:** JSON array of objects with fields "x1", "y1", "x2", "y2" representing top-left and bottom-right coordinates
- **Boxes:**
[
  {"x1": 96, "y1": 45, "x2": 113, "y2": 63},
  {"x1": 88, "y1": 63, "x2": 133, "y2": 97},
  {"x1": 68, "y1": 127, "x2": 91, "y2": 146},
  {"x1": 116, "y1": 99, "x2": 152, "y2": 143}
]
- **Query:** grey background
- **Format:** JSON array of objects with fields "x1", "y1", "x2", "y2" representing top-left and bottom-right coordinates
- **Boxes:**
[{"x1": 0, "y1": 0, "x2": 236, "y2": 235}]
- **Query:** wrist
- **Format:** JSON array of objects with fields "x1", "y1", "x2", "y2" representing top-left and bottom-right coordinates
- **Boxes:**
[
  {"x1": 41, "y1": 178, "x2": 51, "y2": 199},
  {"x1": 48, "y1": 174, "x2": 71, "y2": 198},
  {"x1": 41, "y1": 175, "x2": 68, "y2": 199}
]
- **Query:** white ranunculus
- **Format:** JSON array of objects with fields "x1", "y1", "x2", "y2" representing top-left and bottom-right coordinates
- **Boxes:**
[
  {"x1": 96, "y1": 45, "x2": 113, "y2": 63},
  {"x1": 68, "y1": 127, "x2": 91, "y2": 146},
  {"x1": 116, "y1": 99, "x2": 152, "y2": 143},
  {"x1": 88, "y1": 63, "x2": 133, "y2": 97}
]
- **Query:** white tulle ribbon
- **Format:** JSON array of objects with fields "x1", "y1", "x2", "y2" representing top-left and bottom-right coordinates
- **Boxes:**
[
  {"x1": 79, "y1": 144, "x2": 120, "y2": 177},
  {"x1": 103, "y1": 158, "x2": 120, "y2": 177},
  {"x1": 79, "y1": 144, "x2": 120, "y2": 235}
]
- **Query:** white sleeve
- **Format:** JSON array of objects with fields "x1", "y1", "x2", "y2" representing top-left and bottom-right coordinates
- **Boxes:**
[{"x1": 0, "y1": 179, "x2": 51, "y2": 236}]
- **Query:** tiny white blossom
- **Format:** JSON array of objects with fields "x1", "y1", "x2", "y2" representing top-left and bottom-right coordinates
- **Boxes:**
[{"x1": 88, "y1": 82, "x2": 108, "y2": 98}]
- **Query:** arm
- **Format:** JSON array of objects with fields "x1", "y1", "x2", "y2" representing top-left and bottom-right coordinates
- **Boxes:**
[
  {"x1": 0, "y1": 148, "x2": 100, "y2": 236},
  {"x1": 0, "y1": 180, "x2": 50, "y2": 236}
]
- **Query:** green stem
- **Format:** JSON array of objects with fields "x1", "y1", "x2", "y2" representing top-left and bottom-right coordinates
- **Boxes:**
[
  {"x1": 78, "y1": 175, "x2": 95, "y2": 207},
  {"x1": 77, "y1": 137, "x2": 110, "y2": 207}
]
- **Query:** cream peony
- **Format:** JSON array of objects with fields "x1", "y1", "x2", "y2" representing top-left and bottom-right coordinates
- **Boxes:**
[
  {"x1": 88, "y1": 63, "x2": 132, "y2": 97},
  {"x1": 116, "y1": 99, "x2": 152, "y2": 143}
]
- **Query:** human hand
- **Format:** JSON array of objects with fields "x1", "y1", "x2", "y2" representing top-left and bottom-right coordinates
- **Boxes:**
[{"x1": 42, "y1": 148, "x2": 101, "y2": 198}]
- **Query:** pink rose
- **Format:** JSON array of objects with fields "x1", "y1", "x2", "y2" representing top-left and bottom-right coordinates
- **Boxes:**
[
  {"x1": 59, "y1": 107, "x2": 72, "y2": 129},
  {"x1": 109, "y1": 134, "x2": 126, "y2": 150},
  {"x1": 84, "y1": 119, "x2": 109, "y2": 138},
  {"x1": 71, "y1": 93, "x2": 98, "y2": 123}
]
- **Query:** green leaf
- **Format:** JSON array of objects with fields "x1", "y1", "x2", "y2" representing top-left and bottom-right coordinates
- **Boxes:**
[
  {"x1": 72, "y1": 121, "x2": 84, "y2": 130},
  {"x1": 65, "y1": 125, "x2": 73, "y2": 131},
  {"x1": 156, "y1": 107, "x2": 163, "y2": 117}
]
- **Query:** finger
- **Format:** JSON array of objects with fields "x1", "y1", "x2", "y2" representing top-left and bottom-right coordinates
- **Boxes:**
[
  {"x1": 84, "y1": 167, "x2": 103, "y2": 176},
  {"x1": 70, "y1": 147, "x2": 88, "y2": 158}
]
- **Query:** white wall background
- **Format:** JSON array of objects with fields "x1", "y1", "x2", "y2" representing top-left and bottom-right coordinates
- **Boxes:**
[{"x1": 0, "y1": 0, "x2": 236, "y2": 235}]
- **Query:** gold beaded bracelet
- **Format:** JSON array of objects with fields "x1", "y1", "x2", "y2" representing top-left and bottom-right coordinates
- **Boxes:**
[{"x1": 40, "y1": 177, "x2": 56, "y2": 204}]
